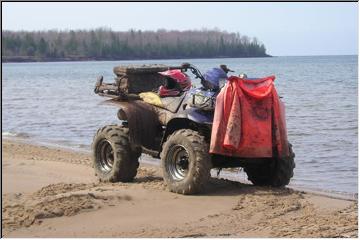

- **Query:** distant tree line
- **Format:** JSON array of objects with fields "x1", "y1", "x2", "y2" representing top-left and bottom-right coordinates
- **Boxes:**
[{"x1": 2, "y1": 28, "x2": 269, "y2": 62}]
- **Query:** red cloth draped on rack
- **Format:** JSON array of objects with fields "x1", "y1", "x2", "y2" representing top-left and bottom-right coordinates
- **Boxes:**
[{"x1": 210, "y1": 76, "x2": 289, "y2": 159}]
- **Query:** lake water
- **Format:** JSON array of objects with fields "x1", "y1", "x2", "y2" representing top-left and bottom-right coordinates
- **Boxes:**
[{"x1": 2, "y1": 56, "x2": 358, "y2": 196}]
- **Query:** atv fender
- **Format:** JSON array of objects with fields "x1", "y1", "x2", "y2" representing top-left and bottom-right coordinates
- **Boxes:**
[
  {"x1": 161, "y1": 108, "x2": 213, "y2": 146},
  {"x1": 105, "y1": 99, "x2": 160, "y2": 150}
]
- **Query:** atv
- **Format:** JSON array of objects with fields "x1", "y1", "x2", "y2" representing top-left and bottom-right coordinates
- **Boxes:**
[{"x1": 92, "y1": 63, "x2": 295, "y2": 194}]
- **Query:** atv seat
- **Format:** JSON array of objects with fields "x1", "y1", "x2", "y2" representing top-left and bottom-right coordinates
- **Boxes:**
[{"x1": 139, "y1": 91, "x2": 186, "y2": 113}]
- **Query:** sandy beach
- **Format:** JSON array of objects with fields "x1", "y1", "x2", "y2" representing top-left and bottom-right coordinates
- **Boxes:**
[{"x1": 2, "y1": 139, "x2": 357, "y2": 237}]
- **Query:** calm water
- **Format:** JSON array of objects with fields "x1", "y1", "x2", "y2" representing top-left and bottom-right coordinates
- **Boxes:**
[{"x1": 2, "y1": 56, "x2": 358, "y2": 196}]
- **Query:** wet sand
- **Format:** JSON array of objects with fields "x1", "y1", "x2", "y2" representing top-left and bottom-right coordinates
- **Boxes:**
[{"x1": 2, "y1": 140, "x2": 358, "y2": 237}]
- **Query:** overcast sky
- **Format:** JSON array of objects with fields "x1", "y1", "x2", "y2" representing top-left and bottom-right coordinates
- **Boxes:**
[{"x1": 2, "y1": 2, "x2": 358, "y2": 56}]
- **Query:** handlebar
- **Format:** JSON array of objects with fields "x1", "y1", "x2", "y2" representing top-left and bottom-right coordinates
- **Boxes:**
[
  {"x1": 168, "y1": 62, "x2": 206, "y2": 85},
  {"x1": 168, "y1": 62, "x2": 234, "y2": 92}
]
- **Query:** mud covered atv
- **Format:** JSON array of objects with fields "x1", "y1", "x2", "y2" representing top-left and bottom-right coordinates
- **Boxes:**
[{"x1": 92, "y1": 63, "x2": 295, "y2": 194}]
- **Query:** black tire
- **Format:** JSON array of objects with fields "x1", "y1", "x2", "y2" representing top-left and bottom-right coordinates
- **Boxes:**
[
  {"x1": 92, "y1": 125, "x2": 141, "y2": 182},
  {"x1": 160, "y1": 129, "x2": 212, "y2": 195},
  {"x1": 244, "y1": 143, "x2": 295, "y2": 187}
]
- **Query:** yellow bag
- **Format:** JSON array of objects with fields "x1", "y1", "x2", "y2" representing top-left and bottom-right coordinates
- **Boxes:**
[{"x1": 139, "y1": 92, "x2": 164, "y2": 107}]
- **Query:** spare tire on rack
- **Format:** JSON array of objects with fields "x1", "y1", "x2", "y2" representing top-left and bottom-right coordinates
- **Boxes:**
[{"x1": 92, "y1": 125, "x2": 141, "y2": 182}]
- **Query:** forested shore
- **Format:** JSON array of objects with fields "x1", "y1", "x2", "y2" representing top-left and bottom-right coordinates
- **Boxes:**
[{"x1": 2, "y1": 29, "x2": 270, "y2": 62}]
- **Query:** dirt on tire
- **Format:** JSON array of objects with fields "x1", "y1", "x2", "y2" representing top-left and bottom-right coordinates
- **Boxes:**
[
  {"x1": 92, "y1": 125, "x2": 141, "y2": 182},
  {"x1": 160, "y1": 129, "x2": 212, "y2": 195}
]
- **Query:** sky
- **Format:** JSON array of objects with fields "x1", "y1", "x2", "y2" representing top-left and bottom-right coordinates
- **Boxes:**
[{"x1": 2, "y1": 2, "x2": 358, "y2": 56}]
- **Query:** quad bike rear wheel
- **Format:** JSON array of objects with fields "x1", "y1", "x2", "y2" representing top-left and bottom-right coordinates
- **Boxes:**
[
  {"x1": 244, "y1": 143, "x2": 295, "y2": 187},
  {"x1": 92, "y1": 125, "x2": 141, "y2": 182},
  {"x1": 161, "y1": 129, "x2": 212, "y2": 195}
]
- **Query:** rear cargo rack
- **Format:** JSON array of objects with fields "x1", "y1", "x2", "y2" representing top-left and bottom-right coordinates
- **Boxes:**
[{"x1": 95, "y1": 64, "x2": 174, "y2": 100}]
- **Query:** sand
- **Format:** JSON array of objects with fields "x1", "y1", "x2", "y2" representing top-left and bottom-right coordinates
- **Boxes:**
[{"x1": 2, "y1": 140, "x2": 358, "y2": 237}]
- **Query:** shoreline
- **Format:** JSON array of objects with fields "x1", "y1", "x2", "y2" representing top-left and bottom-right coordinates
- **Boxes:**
[
  {"x1": 2, "y1": 55, "x2": 272, "y2": 64},
  {"x1": 2, "y1": 139, "x2": 358, "y2": 237},
  {"x1": 2, "y1": 54, "x2": 357, "y2": 64},
  {"x1": 3, "y1": 135, "x2": 357, "y2": 201}
]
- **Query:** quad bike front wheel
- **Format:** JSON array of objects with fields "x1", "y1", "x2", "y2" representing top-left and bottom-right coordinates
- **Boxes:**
[
  {"x1": 244, "y1": 143, "x2": 295, "y2": 187},
  {"x1": 92, "y1": 125, "x2": 141, "y2": 182},
  {"x1": 161, "y1": 129, "x2": 212, "y2": 195}
]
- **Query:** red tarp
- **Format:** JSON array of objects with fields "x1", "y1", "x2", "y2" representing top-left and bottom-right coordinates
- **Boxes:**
[{"x1": 210, "y1": 76, "x2": 289, "y2": 158}]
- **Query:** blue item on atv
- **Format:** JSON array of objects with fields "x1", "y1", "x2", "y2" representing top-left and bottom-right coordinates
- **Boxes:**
[{"x1": 203, "y1": 68, "x2": 227, "y2": 89}]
